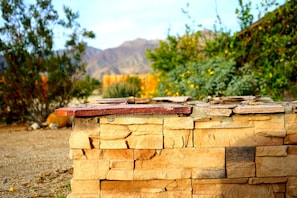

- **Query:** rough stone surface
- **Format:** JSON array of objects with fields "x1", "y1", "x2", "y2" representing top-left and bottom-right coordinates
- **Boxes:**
[{"x1": 57, "y1": 101, "x2": 297, "y2": 197}]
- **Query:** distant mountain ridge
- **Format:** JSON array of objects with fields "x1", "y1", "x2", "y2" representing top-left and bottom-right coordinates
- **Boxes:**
[{"x1": 85, "y1": 38, "x2": 159, "y2": 80}]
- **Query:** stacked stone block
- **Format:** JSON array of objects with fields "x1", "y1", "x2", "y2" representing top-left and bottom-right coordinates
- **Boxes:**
[{"x1": 63, "y1": 103, "x2": 297, "y2": 198}]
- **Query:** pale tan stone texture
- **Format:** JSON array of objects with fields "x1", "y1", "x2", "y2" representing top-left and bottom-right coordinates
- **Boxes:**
[
  {"x1": 99, "y1": 124, "x2": 131, "y2": 140},
  {"x1": 287, "y1": 177, "x2": 297, "y2": 196},
  {"x1": 134, "y1": 149, "x2": 156, "y2": 160},
  {"x1": 135, "y1": 148, "x2": 225, "y2": 169},
  {"x1": 100, "y1": 139, "x2": 128, "y2": 149},
  {"x1": 233, "y1": 104, "x2": 284, "y2": 114},
  {"x1": 73, "y1": 160, "x2": 109, "y2": 180},
  {"x1": 133, "y1": 168, "x2": 192, "y2": 180},
  {"x1": 101, "y1": 149, "x2": 133, "y2": 160},
  {"x1": 274, "y1": 192, "x2": 285, "y2": 198},
  {"x1": 195, "y1": 116, "x2": 254, "y2": 129},
  {"x1": 101, "y1": 179, "x2": 191, "y2": 191},
  {"x1": 69, "y1": 132, "x2": 93, "y2": 149},
  {"x1": 200, "y1": 107, "x2": 232, "y2": 117},
  {"x1": 126, "y1": 124, "x2": 163, "y2": 149},
  {"x1": 288, "y1": 146, "x2": 297, "y2": 155},
  {"x1": 226, "y1": 162, "x2": 255, "y2": 178},
  {"x1": 192, "y1": 168, "x2": 225, "y2": 179},
  {"x1": 256, "y1": 146, "x2": 288, "y2": 157},
  {"x1": 254, "y1": 114, "x2": 285, "y2": 137},
  {"x1": 109, "y1": 160, "x2": 134, "y2": 169},
  {"x1": 100, "y1": 116, "x2": 163, "y2": 125},
  {"x1": 71, "y1": 179, "x2": 100, "y2": 194},
  {"x1": 164, "y1": 117, "x2": 194, "y2": 129},
  {"x1": 70, "y1": 149, "x2": 102, "y2": 160},
  {"x1": 107, "y1": 169, "x2": 133, "y2": 180},
  {"x1": 194, "y1": 128, "x2": 282, "y2": 147},
  {"x1": 164, "y1": 129, "x2": 193, "y2": 148},
  {"x1": 284, "y1": 134, "x2": 297, "y2": 144},
  {"x1": 194, "y1": 178, "x2": 248, "y2": 184},
  {"x1": 285, "y1": 114, "x2": 297, "y2": 134},
  {"x1": 101, "y1": 179, "x2": 191, "y2": 197},
  {"x1": 272, "y1": 184, "x2": 286, "y2": 192},
  {"x1": 192, "y1": 183, "x2": 275, "y2": 198},
  {"x1": 127, "y1": 124, "x2": 163, "y2": 134},
  {"x1": 140, "y1": 191, "x2": 192, "y2": 198},
  {"x1": 70, "y1": 117, "x2": 100, "y2": 149},
  {"x1": 256, "y1": 155, "x2": 297, "y2": 177},
  {"x1": 248, "y1": 177, "x2": 287, "y2": 185},
  {"x1": 127, "y1": 134, "x2": 163, "y2": 149}
]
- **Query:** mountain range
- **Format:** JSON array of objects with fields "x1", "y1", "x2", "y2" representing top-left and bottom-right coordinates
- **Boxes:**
[{"x1": 84, "y1": 38, "x2": 159, "y2": 81}]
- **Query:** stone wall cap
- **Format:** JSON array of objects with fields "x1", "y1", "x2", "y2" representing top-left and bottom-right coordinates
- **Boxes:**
[
  {"x1": 233, "y1": 104, "x2": 285, "y2": 114},
  {"x1": 55, "y1": 104, "x2": 192, "y2": 117}
]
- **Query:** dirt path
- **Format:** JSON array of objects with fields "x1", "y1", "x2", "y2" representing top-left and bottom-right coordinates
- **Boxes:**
[{"x1": 0, "y1": 126, "x2": 72, "y2": 198}]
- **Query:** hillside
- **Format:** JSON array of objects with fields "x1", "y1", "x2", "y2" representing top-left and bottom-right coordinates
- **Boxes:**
[{"x1": 85, "y1": 38, "x2": 159, "y2": 80}]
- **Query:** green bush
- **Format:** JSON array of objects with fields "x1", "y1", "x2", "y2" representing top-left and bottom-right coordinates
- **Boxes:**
[
  {"x1": 157, "y1": 57, "x2": 259, "y2": 100},
  {"x1": 103, "y1": 76, "x2": 141, "y2": 98}
]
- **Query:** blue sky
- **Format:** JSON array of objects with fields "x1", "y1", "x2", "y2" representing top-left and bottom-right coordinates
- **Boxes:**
[{"x1": 6, "y1": 0, "x2": 286, "y2": 50}]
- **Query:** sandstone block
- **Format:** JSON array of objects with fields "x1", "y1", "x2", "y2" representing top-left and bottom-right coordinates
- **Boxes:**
[
  {"x1": 127, "y1": 124, "x2": 163, "y2": 135},
  {"x1": 285, "y1": 114, "x2": 297, "y2": 134},
  {"x1": 69, "y1": 132, "x2": 93, "y2": 149},
  {"x1": 195, "y1": 116, "x2": 253, "y2": 129},
  {"x1": 200, "y1": 107, "x2": 232, "y2": 117},
  {"x1": 140, "y1": 191, "x2": 191, "y2": 198},
  {"x1": 71, "y1": 179, "x2": 100, "y2": 194},
  {"x1": 100, "y1": 116, "x2": 163, "y2": 125},
  {"x1": 288, "y1": 146, "x2": 297, "y2": 155},
  {"x1": 248, "y1": 177, "x2": 287, "y2": 185},
  {"x1": 254, "y1": 114, "x2": 285, "y2": 137},
  {"x1": 226, "y1": 162, "x2": 255, "y2": 178},
  {"x1": 99, "y1": 124, "x2": 131, "y2": 140},
  {"x1": 101, "y1": 179, "x2": 191, "y2": 191},
  {"x1": 287, "y1": 177, "x2": 297, "y2": 196},
  {"x1": 194, "y1": 128, "x2": 282, "y2": 147},
  {"x1": 284, "y1": 134, "x2": 297, "y2": 144},
  {"x1": 164, "y1": 129, "x2": 193, "y2": 148},
  {"x1": 126, "y1": 124, "x2": 163, "y2": 149},
  {"x1": 192, "y1": 183, "x2": 275, "y2": 197},
  {"x1": 194, "y1": 178, "x2": 248, "y2": 184},
  {"x1": 164, "y1": 117, "x2": 194, "y2": 129},
  {"x1": 226, "y1": 146, "x2": 255, "y2": 162},
  {"x1": 72, "y1": 117, "x2": 100, "y2": 133},
  {"x1": 135, "y1": 148, "x2": 225, "y2": 170},
  {"x1": 233, "y1": 104, "x2": 284, "y2": 114},
  {"x1": 192, "y1": 168, "x2": 225, "y2": 179},
  {"x1": 107, "y1": 169, "x2": 133, "y2": 180},
  {"x1": 73, "y1": 160, "x2": 109, "y2": 180},
  {"x1": 100, "y1": 139, "x2": 128, "y2": 149},
  {"x1": 134, "y1": 149, "x2": 156, "y2": 160},
  {"x1": 274, "y1": 193, "x2": 285, "y2": 198},
  {"x1": 256, "y1": 155, "x2": 297, "y2": 177},
  {"x1": 70, "y1": 117, "x2": 100, "y2": 149},
  {"x1": 109, "y1": 160, "x2": 134, "y2": 169},
  {"x1": 133, "y1": 168, "x2": 192, "y2": 180},
  {"x1": 70, "y1": 149, "x2": 101, "y2": 160},
  {"x1": 256, "y1": 146, "x2": 288, "y2": 157},
  {"x1": 127, "y1": 134, "x2": 163, "y2": 149},
  {"x1": 101, "y1": 149, "x2": 133, "y2": 160}
]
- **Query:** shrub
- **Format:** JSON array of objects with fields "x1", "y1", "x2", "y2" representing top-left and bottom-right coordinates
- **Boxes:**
[{"x1": 103, "y1": 76, "x2": 141, "y2": 98}]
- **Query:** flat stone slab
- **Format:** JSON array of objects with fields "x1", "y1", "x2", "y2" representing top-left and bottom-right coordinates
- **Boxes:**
[
  {"x1": 56, "y1": 104, "x2": 192, "y2": 117},
  {"x1": 233, "y1": 104, "x2": 284, "y2": 114}
]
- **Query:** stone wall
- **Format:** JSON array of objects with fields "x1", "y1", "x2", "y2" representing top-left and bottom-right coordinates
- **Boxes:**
[{"x1": 56, "y1": 100, "x2": 297, "y2": 198}]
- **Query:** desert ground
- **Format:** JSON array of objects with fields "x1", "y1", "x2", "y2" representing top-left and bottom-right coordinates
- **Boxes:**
[{"x1": 0, "y1": 125, "x2": 73, "y2": 198}]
